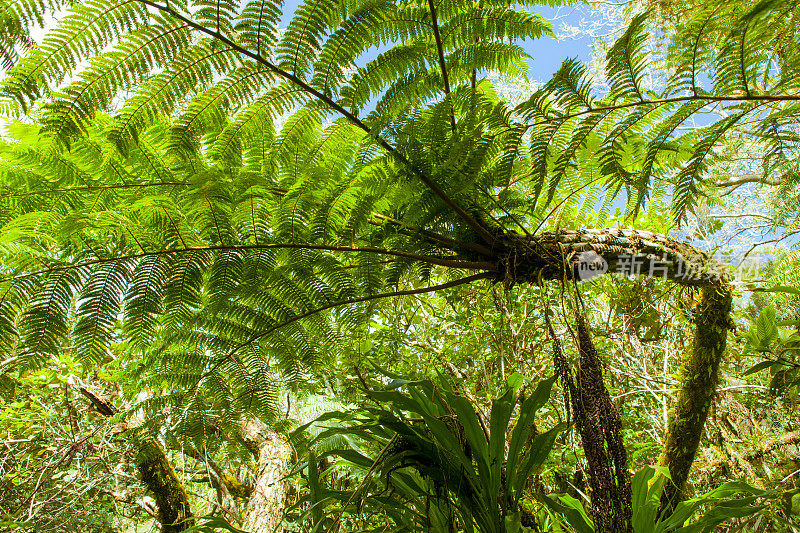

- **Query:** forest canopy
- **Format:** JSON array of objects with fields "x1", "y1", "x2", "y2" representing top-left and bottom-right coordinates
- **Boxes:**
[{"x1": 0, "y1": 0, "x2": 799, "y2": 531}]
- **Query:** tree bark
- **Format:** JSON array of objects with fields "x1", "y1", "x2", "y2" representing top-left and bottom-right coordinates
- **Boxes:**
[
  {"x1": 239, "y1": 418, "x2": 293, "y2": 533},
  {"x1": 505, "y1": 228, "x2": 732, "y2": 512},
  {"x1": 658, "y1": 285, "x2": 732, "y2": 509}
]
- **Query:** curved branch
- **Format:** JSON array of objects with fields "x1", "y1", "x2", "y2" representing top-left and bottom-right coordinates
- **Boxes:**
[
  {"x1": 711, "y1": 173, "x2": 781, "y2": 188},
  {"x1": 659, "y1": 285, "x2": 732, "y2": 510},
  {"x1": 503, "y1": 228, "x2": 727, "y2": 286}
]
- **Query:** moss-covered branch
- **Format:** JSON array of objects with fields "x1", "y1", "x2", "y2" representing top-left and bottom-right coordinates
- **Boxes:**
[
  {"x1": 78, "y1": 387, "x2": 194, "y2": 532},
  {"x1": 134, "y1": 440, "x2": 195, "y2": 533}
]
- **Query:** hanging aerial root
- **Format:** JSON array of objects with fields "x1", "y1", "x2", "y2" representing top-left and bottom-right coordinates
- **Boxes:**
[
  {"x1": 544, "y1": 306, "x2": 575, "y2": 423},
  {"x1": 543, "y1": 305, "x2": 632, "y2": 533},
  {"x1": 574, "y1": 313, "x2": 632, "y2": 533},
  {"x1": 529, "y1": 229, "x2": 734, "y2": 521}
]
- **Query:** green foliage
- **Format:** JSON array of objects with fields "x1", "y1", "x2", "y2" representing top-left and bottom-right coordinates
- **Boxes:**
[
  {"x1": 0, "y1": 368, "x2": 132, "y2": 532},
  {"x1": 1, "y1": 0, "x2": 798, "y2": 386},
  {"x1": 743, "y1": 302, "x2": 800, "y2": 399},
  {"x1": 542, "y1": 465, "x2": 767, "y2": 533},
  {"x1": 515, "y1": 0, "x2": 800, "y2": 221},
  {"x1": 1, "y1": 0, "x2": 800, "y2": 530},
  {"x1": 289, "y1": 373, "x2": 564, "y2": 532}
]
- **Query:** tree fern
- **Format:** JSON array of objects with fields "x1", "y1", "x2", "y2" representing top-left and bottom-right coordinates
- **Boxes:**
[
  {"x1": 2, "y1": 0, "x2": 800, "y2": 517},
  {"x1": 606, "y1": 12, "x2": 650, "y2": 102},
  {"x1": 19, "y1": 268, "x2": 84, "y2": 367},
  {"x1": 2, "y1": 0, "x2": 150, "y2": 108}
]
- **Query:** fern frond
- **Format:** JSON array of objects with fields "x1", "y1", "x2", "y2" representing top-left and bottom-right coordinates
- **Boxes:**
[
  {"x1": 234, "y1": 0, "x2": 284, "y2": 57},
  {"x1": 161, "y1": 250, "x2": 211, "y2": 329},
  {"x1": 672, "y1": 107, "x2": 754, "y2": 223},
  {"x1": 309, "y1": 1, "x2": 417, "y2": 96},
  {"x1": 209, "y1": 82, "x2": 304, "y2": 165},
  {"x1": 275, "y1": 0, "x2": 349, "y2": 79},
  {"x1": 40, "y1": 18, "x2": 191, "y2": 145},
  {"x1": 109, "y1": 42, "x2": 242, "y2": 154},
  {"x1": 194, "y1": 0, "x2": 239, "y2": 36},
  {"x1": 605, "y1": 12, "x2": 649, "y2": 102},
  {"x1": 441, "y1": 7, "x2": 551, "y2": 48},
  {"x1": 124, "y1": 255, "x2": 169, "y2": 346},
  {"x1": 20, "y1": 267, "x2": 84, "y2": 367},
  {"x1": 73, "y1": 260, "x2": 130, "y2": 362},
  {"x1": 1, "y1": 0, "x2": 149, "y2": 108}
]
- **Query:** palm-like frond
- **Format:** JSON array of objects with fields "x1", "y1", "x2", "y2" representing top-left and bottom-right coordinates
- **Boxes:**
[
  {"x1": 1, "y1": 4, "x2": 799, "y2": 514},
  {"x1": 514, "y1": 1, "x2": 800, "y2": 221}
]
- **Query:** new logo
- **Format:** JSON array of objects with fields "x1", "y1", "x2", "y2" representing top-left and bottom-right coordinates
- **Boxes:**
[{"x1": 576, "y1": 251, "x2": 608, "y2": 281}]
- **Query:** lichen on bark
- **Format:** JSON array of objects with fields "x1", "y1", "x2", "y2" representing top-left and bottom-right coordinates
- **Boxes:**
[{"x1": 239, "y1": 418, "x2": 293, "y2": 533}]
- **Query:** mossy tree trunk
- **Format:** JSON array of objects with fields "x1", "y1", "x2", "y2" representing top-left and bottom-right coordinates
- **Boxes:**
[
  {"x1": 78, "y1": 387, "x2": 194, "y2": 532},
  {"x1": 658, "y1": 285, "x2": 732, "y2": 508},
  {"x1": 134, "y1": 439, "x2": 195, "y2": 533}
]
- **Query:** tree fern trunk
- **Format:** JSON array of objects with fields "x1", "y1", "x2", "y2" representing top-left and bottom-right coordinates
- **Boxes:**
[
  {"x1": 658, "y1": 285, "x2": 732, "y2": 508},
  {"x1": 504, "y1": 229, "x2": 719, "y2": 286},
  {"x1": 239, "y1": 418, "x2": 293, "y2": 533},
  {"x1": 512, "y1": 228, "x2": 732, "y2": 513}
]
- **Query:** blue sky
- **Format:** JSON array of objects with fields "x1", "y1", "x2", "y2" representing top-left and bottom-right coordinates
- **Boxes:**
[
  {"x1": 522, "y1": 4, "x2": 598, "y2": 78},
  {"x1": 275, "y1": 1, "x2": 601, "y2": 82}
]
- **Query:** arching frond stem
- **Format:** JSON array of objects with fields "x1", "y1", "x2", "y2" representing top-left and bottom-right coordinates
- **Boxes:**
[
  {"x1": 4, "y1": 244, "x2": 497, "y2": 282},
  {"x1": 2, "y1": 182, "x2": 187, "y2": 197},
  {"x1": 527, "y1": 93, "x2": 800, "y2": 128},
  {"x1": 135, "y1": 0, "x2": 497, "y2": 247},
  {"x1": 223, "y1": 271, "x2": 494, "y2": 363},
  {"x1": 426, "y1": 0, "x2": 455, "y2": 132}
]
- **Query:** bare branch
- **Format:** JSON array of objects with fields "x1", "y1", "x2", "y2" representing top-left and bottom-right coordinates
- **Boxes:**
[{"x1": 712, "y1": 173, "x2": 781, "y2": 188}]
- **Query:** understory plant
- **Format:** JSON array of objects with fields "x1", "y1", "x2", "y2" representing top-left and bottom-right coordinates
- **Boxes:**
[{"x1": 290, "y1": 373, "x2": 564, "y2": 532}]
